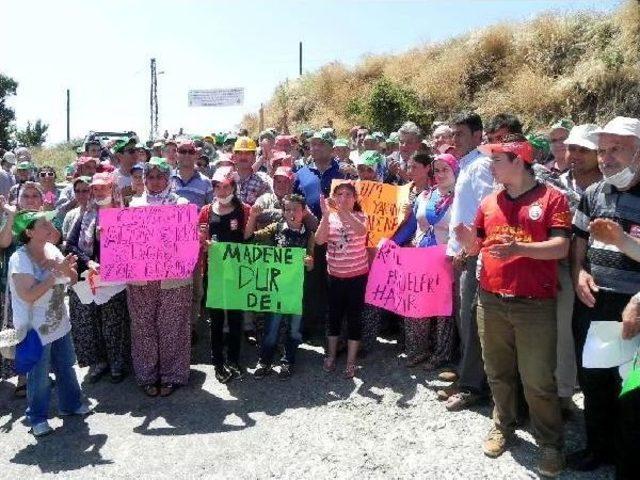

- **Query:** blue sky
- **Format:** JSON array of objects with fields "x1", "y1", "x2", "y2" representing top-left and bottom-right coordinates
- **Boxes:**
[{"x1": 1, "y1": 0, "x2": 622, "y2": 144}]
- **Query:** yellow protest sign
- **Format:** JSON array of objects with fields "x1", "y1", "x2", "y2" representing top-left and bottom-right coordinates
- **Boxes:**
[{"x1": 331, "y1": 180, "x2": 411, "y2": 247}]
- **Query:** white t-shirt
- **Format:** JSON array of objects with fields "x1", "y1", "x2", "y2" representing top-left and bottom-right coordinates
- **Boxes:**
[{"x1": 9, "y1": 243, "x2": 71, "y2": 346}]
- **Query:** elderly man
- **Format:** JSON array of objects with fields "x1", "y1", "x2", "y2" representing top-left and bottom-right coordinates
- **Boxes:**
[
  {"x1": 547, "y1": 119, "x2": 574, "y2": 173},
  {"x1": 569, "y1": 117, "x2": 640, "y2": 479},
  {"x1": 233, "y1": 136, "x2": 272, "y2": 205},
  {"x1": 385, "y1": 121, "x2": 423, "y2": 185}
]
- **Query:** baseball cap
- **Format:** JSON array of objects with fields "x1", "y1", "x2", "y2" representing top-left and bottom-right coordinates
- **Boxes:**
[
  {"x1": 275, "y1": 135, "x2": 295, "y2": 149},
  {"x1": 258, "y1": 130, "x2": 276, "y2": 142},
  {"x1": 594, "y1": 116, "x2": 640, "y2": 141},
  {"x1": 333, "y1": 138, "x2": 350, "y2": 148},
  {"x1": 91, "y1": 172, "x2": 114, "y2": 186},
  {"x1": 14, "y1": 147, "x2": 31, "y2": 162},
  {"x1": 177, "y1": 140, "x2": 197, "y2": 154},
  {"x1": 310, "y1": 130, "x2": 333, "y2": 145},
  {"x1": 211, "y1": 166, "x2": 238, "y2": 185},
  {"x1": 387, "y1": 132, "x2": 400, "y2": 144},
  {"x1": 213, "y1": 153, "x2": 236, "y2": 167},
  {"x1": 12, "y1": 210, "x2": 57, "y2": 238},
  {"x1": 233, "y1": 136, "x2": 257, "y2": 152},
  {"x1": 147, "y1": 157, "x2": 171, "y2": 172},
  {"x1": 550, "y1": 118, "x2": 575, "y2": 134},
  {"x1": 356, "y1": 150, "x2": 384, "y2": 169},
  {"x1": 16, "y1": 161, "x2": 33, "y2": 170},
  {"x1": 2, "y1": 151, "x2": 16, "y2": 165},
  {"x1": 113, "y1": 138, "x2": 136, "y2": 154},
  {"x1": 563, "y1": 124, "x2": 599, "y2": 150},
  {"x1": 76, "y1": 156, "x2": 98, "y2": 166},
  {"x1": 164, "y1": 139, "x2": 178, "y2": 147},
  {"x1": 479, "y1": 141, "x2": 535, "y2": 164}
]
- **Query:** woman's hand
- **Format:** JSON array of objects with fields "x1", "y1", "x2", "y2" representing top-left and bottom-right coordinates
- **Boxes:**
[
  {"x1": 87, "y1": 260, "x2": 100, "y2": 275},
  {"x1": 303, "y1": 255, "x2": 314, "y2": 271},
  {"x1": 319, "y1": 195, "x2": 330, "y2": 216},
  {"x1": 0, "y1": 195, "x2": 16, "y2": 217}
]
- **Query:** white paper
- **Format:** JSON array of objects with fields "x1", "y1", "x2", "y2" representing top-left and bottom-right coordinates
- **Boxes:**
[
  {"x1": 583, "y1": 321, "x2": 640, "y2": 369},
  {"x1": 71, "y1": 272, "x2": 126, "y2": 305}
]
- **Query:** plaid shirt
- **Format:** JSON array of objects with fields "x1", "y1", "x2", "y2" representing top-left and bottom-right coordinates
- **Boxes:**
[{"x1": 239, "y1": 172, "x2": 272, "y2": 205}]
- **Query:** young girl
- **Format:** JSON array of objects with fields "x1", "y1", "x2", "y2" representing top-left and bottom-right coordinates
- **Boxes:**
[
  {"x1": 315, "y1": 182, "x2": 369, "y2": 378},
  {"x1": 199, "y1": 166, "x2": 250, "y2": 384}
]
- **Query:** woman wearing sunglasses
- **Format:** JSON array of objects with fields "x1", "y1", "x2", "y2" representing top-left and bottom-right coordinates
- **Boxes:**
[{"x1": 37, "y1": 166, "x2": 60, "y2": 212}]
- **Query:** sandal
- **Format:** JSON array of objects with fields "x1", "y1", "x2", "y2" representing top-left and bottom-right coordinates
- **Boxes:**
[
  {"x1": 143, "y1": 385, "x2": 159, "y2": 397},
  {"x1": 159, "y1": 383, "x2": 177, "y2": 397},
  {"x1": 323, "y1": 357, "x2": 336, "y2": 372},
  {"x1": 344, "y1": 364, "x2": 357, "y2": 379}
]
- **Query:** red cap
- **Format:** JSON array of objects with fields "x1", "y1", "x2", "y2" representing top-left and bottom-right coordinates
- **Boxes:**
[
  {"x1": 177, "y1": 141, "x2": 196, "y2": 154},
  {"x1": 211, "y1": 166, "x2": 238, "y2": 185},
  {"x1": 76, "y1": 156, "x2": 98, "y2": 166},
  {"x1": 275, "y1": 135, "x2": 295, "y2": 149},
  {"x1": 479, "y1": 141, "x2": 534, "y2": 164}
]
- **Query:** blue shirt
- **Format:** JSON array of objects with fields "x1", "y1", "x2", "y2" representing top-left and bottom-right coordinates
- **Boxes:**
[
  {"x1": 171, "y1": 170, "x2": 213, "y2": 210},
  {"x1": 293, "y1": 159, "x2": 345, "y2": 218}
]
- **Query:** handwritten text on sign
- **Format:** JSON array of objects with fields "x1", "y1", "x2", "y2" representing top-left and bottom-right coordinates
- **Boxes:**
[
  {"x1": 99, "y1": 204, "x2": 199, "y2": 282},
  {"x1": 365, "y1": 241, "x2": 453, "y2": 318},
  {"x1": 206, "y1": 242, "x2": 305, "y2": 314},
  {"x1": 331, "y1": 180, "x2": 410, "y2": 247}
]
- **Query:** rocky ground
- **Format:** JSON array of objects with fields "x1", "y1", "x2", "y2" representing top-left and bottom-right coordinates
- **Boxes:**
[{"x1": 0, "y1": 326, "x2": 613, "y2": 480}]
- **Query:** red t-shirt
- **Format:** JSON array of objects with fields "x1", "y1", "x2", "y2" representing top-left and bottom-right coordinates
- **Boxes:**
[{"x1": 474, "y1": 183, "x2": 571, "y2": 299}]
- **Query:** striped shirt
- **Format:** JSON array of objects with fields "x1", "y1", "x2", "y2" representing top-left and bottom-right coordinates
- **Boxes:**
[
  {"x1": 573, "y1": 180, "x2": 640, "y2": 295},
  {"x1": 326, "y1": 211, "x2": 369, "y2": 278}
]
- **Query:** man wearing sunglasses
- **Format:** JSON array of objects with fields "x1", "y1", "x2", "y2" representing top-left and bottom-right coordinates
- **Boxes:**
[
  {"x1": 171, "y1": 141, "x2": 213, "y2": 210},
  {"x1": 112, "y1": 138, "x2": 137, "y2": 204}
]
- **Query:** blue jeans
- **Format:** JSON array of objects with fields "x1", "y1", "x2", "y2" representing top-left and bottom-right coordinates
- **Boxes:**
[
  {"x1": 26, "y1": 332, "x2": 82, "y2": 426},
  {"x1": 260, "y1": 314, "x2": 303, "y2": 365}
]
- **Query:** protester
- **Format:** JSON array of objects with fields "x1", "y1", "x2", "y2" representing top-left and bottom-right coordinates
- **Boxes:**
[
  {"x1": 485, "y1": 114, "x2": 523, "y2": 143},
  {"x1": 315, "y1": 183, "x2": 369, "y2": 378},
  {"x1": 456, "y1": 136, "x2": 570, "y2": 478},
  {"x1": 432, "y1": 124, "x2": 453, "y2": 150},
  {"x1": 199, "y1": 166, "x2": 249, "y2": 384},
  {"x1": 386, "y1": 121, "x2": 422, "y2": 185},
  {"x1": 61, "y1": 177, "x2": 92, "y2": 241},
  {"x1": 8, "y1": 161, "x2": 34, "y2": 205},
  {"x1": 64, "y1": 172, "x2": 130, "y2": 384},
  {"x1": 245, "y1": 194, "x2": 315, "y2": 379},
  {"x1": 333, "y1": 139, "x2": 351, "y2": 164},
  {"x1": 55, "y1": 156, "x2": 99, "y2": 221},
  {"x1": 232, "y1": 136, "x2": 272, "y2": 206},
  {"x1": 386, "y1": 132, "x2": 400, "y2": 155},
  {"x1": 355, "y1": 150, "x2": 382, "y2": 181},
  {"x1": 393, "y1": 153, "x2": 458, "y2": 369},
  {"x1": 442, "y1": 111, "x2": 493, "y2": 411},
  {"x1": 162, "y1": 139, "x2": 178, "y2": 168},
  {"x1": 128, "y1": 158, "x2": 191, "y2": 397},
  {"x1": 547, "y1": 119, "x2": 574, "y2": 173},
  {"x1": 0, "y1": 151, "x2": 16, "y2": 198},
  {"x1": 171, "y1": 141, "x2": 213, "y2": 210},
  {"x1": 130, "y1": 163, "x2": 145, "y2": 198},
  {"x1": 112, "y1": 139, "x2": 137, "y2": 205},
  {"x1": 36, "y1": 166, "x2": 60, "y2": 211},
  {"x1": 8, "y1": 210, "x2": 91, "y2": 436},
  {"x1": 570, "y1": 116, "x2": 640, "y2": 478}
]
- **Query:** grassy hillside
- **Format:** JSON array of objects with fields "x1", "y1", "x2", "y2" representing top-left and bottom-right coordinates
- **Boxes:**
[{"x1": 242, "y1": 0, "x2": 640, "y2": 136}]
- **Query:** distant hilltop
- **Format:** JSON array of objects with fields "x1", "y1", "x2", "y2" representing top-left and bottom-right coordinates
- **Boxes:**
[{"x1": 243, "y1": 0, "x2": 640, "y2": 136}]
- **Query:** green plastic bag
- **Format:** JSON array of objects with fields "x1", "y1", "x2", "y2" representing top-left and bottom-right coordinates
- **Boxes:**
[{"x1": 620, "y1": 354, "x2": 640, "y2": 397}]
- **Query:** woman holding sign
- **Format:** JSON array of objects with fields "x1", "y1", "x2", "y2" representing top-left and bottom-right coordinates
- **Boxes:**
[
  {"x1": 199, "y1": 166, "x2": 250, "y2": 384},
  {"x1": 315, "y1": 182, "x2": 368, "y2": 379},
  {"x1": 65, "y1": 172, "x2": 130, "y2": 385},
  {"x1": 393, "y1": 153, "x2": 458, "y2": 369},
  {"x1": 127, "y1": 158, "x2": 191, "y2": 397}
]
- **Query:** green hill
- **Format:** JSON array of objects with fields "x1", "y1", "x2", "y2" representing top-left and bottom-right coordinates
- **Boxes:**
[{"x1": 242, "y1": 0, "x2": 640, "y2": 136}]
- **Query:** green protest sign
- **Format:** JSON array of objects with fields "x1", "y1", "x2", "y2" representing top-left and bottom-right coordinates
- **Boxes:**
[
  {"x1": 206, "y1": 242, "x2": 305, "y2": 314},
  {"x1": 620, "y1": 355, "x2": 640, "y2": 398}
]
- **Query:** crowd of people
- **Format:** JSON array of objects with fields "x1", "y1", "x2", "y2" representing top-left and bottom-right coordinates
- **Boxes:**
[{"x1": 1, "y1": 111, "x2": 640, "y2": 479}]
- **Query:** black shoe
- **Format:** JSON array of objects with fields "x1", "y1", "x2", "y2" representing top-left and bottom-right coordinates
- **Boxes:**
[
  {"x1": 278, "y1": 363, "x2": 293, "y2": 379},
  {"x1": 214, "y1": 366, "x2": 233, "y2": 384},
  {"x1": 253, "y1": 362, "x2": 272, "y2": 379},
  {"x1": 110, "y1": 370, "x2": 127, "y2": 384},
  {"x1": 244, "y1": 331, "x2": 257, "y2": 346},
  {"x1": 191, "y1": 329, "x2": 199, "y2": 346},
  {"x1": 226, "y1": 362, "x2": 244, "y2": 380},
  {"x1": 567, "y1": 449, "x2": 609, "y2": 471}
]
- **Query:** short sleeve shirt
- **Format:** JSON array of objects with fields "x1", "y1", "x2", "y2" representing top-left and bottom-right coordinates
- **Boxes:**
[
  {"x1": 326, "y1": 212, "x2": 369, "y2": 278},
  {"x1": 475, "y1": 183, "x2": 571, "y2": 298}
]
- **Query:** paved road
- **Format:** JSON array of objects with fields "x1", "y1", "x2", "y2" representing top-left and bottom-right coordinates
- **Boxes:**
[{"x1": 0, "y1": 330, "x2": 613, "y2": 479}]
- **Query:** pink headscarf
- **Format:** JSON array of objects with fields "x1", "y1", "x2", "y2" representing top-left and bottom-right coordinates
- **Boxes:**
[{"x1": 433, "y1": 153, "x2": 459, "y2": 176}]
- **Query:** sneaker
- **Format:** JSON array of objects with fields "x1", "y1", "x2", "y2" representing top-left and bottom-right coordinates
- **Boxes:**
[
  {"x1": 254, "y1": 363, "x2": 273, "y2": 379},
  {"x1": 482, "y1": 426, "x2": 510, "y2": 458},
  {"x1": 59, "y1": 403, "x2": 93, "y2": 416},
  {"x1": 226, "y1": 362, "x2": 244, "y2": 380},
  {"x1": 445, "y1": 390, "x2": 483, "y2": 411},
  {"x1": 278, "y1": 363, "x2": 293, "y2": 379},
  {"x1": 438, "y1": 370, "x2": 458, "y2": 382},
  {"x1": 436, "y1": 384, "x2": 459, "y2": 401},
  {"x1": 214, "y1": 366, "x2": 233, "y2": 384},
  {"x1": 85, "y1": 363, "x2": 108, "y2": 384},
  {"x1": 32, "y1": 421, "x2": 53, "y2": 437},
  {"x1": 537, "y1": 447, "x2": 565, "y2": 478}
]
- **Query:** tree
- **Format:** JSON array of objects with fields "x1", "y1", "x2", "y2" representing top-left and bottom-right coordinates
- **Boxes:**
[
  {"x1": 16, "y1": 119, "x2": 49, "y2": 147},
  {"x1": 0, "y1": 73, "x2": 18, "y2": 150},
  {"x1": 365, "y1": 78, "x2": 434, "y2": 135}
]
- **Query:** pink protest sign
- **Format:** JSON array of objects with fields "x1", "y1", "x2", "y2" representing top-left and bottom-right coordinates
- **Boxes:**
[
  {"x1": 365, "y1": 240, "x2": 454, "y2": 318},
  {"x1": 99, "y1": 204, "x2": 200, "y2": 282}
]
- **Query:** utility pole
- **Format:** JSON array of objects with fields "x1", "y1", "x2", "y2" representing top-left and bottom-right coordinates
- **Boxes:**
[
  {"x1": 299, "y1": 42, "x2": 303, "y2": 76},
  {"x1": 150, "y1": 58, "x2": 159, "y2": 140},
  {"x1": 259, "y1": 103, "x2": 264, "y2": 132},
  {"x1": 66, "y1": 89, "x2": 70, "y2": 142}
]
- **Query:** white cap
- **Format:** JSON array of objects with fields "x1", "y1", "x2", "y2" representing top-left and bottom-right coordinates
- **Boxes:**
[
  {"x1": 2, "y1": 151, "x2": 16, "y2": 165},
  {"x1": 595, "y1": 116, "x2": 640, "y2": 140},
  {"x1": 563, "y1": 124, "x2": 599, "y2": 150}
]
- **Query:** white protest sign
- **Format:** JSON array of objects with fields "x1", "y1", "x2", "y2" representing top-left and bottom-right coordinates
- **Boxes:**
[{"x1": 188, "y1": 88, "x2": 245, "y2": 107}]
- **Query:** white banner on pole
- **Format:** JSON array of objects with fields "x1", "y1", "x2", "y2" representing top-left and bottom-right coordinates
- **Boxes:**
[{"x1": 188, "y1": 88, "x2": 245, "y2": 107}]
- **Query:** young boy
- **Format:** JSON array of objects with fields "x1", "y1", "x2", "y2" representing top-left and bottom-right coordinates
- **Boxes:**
[{"x1": 244, "y1": 194, "x2": 314, "y2": 379}]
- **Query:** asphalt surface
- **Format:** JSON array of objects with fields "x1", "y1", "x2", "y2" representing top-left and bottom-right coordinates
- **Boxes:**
[{"x1": 0, "y1": 325, "x2": 613, "y2": 480}]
